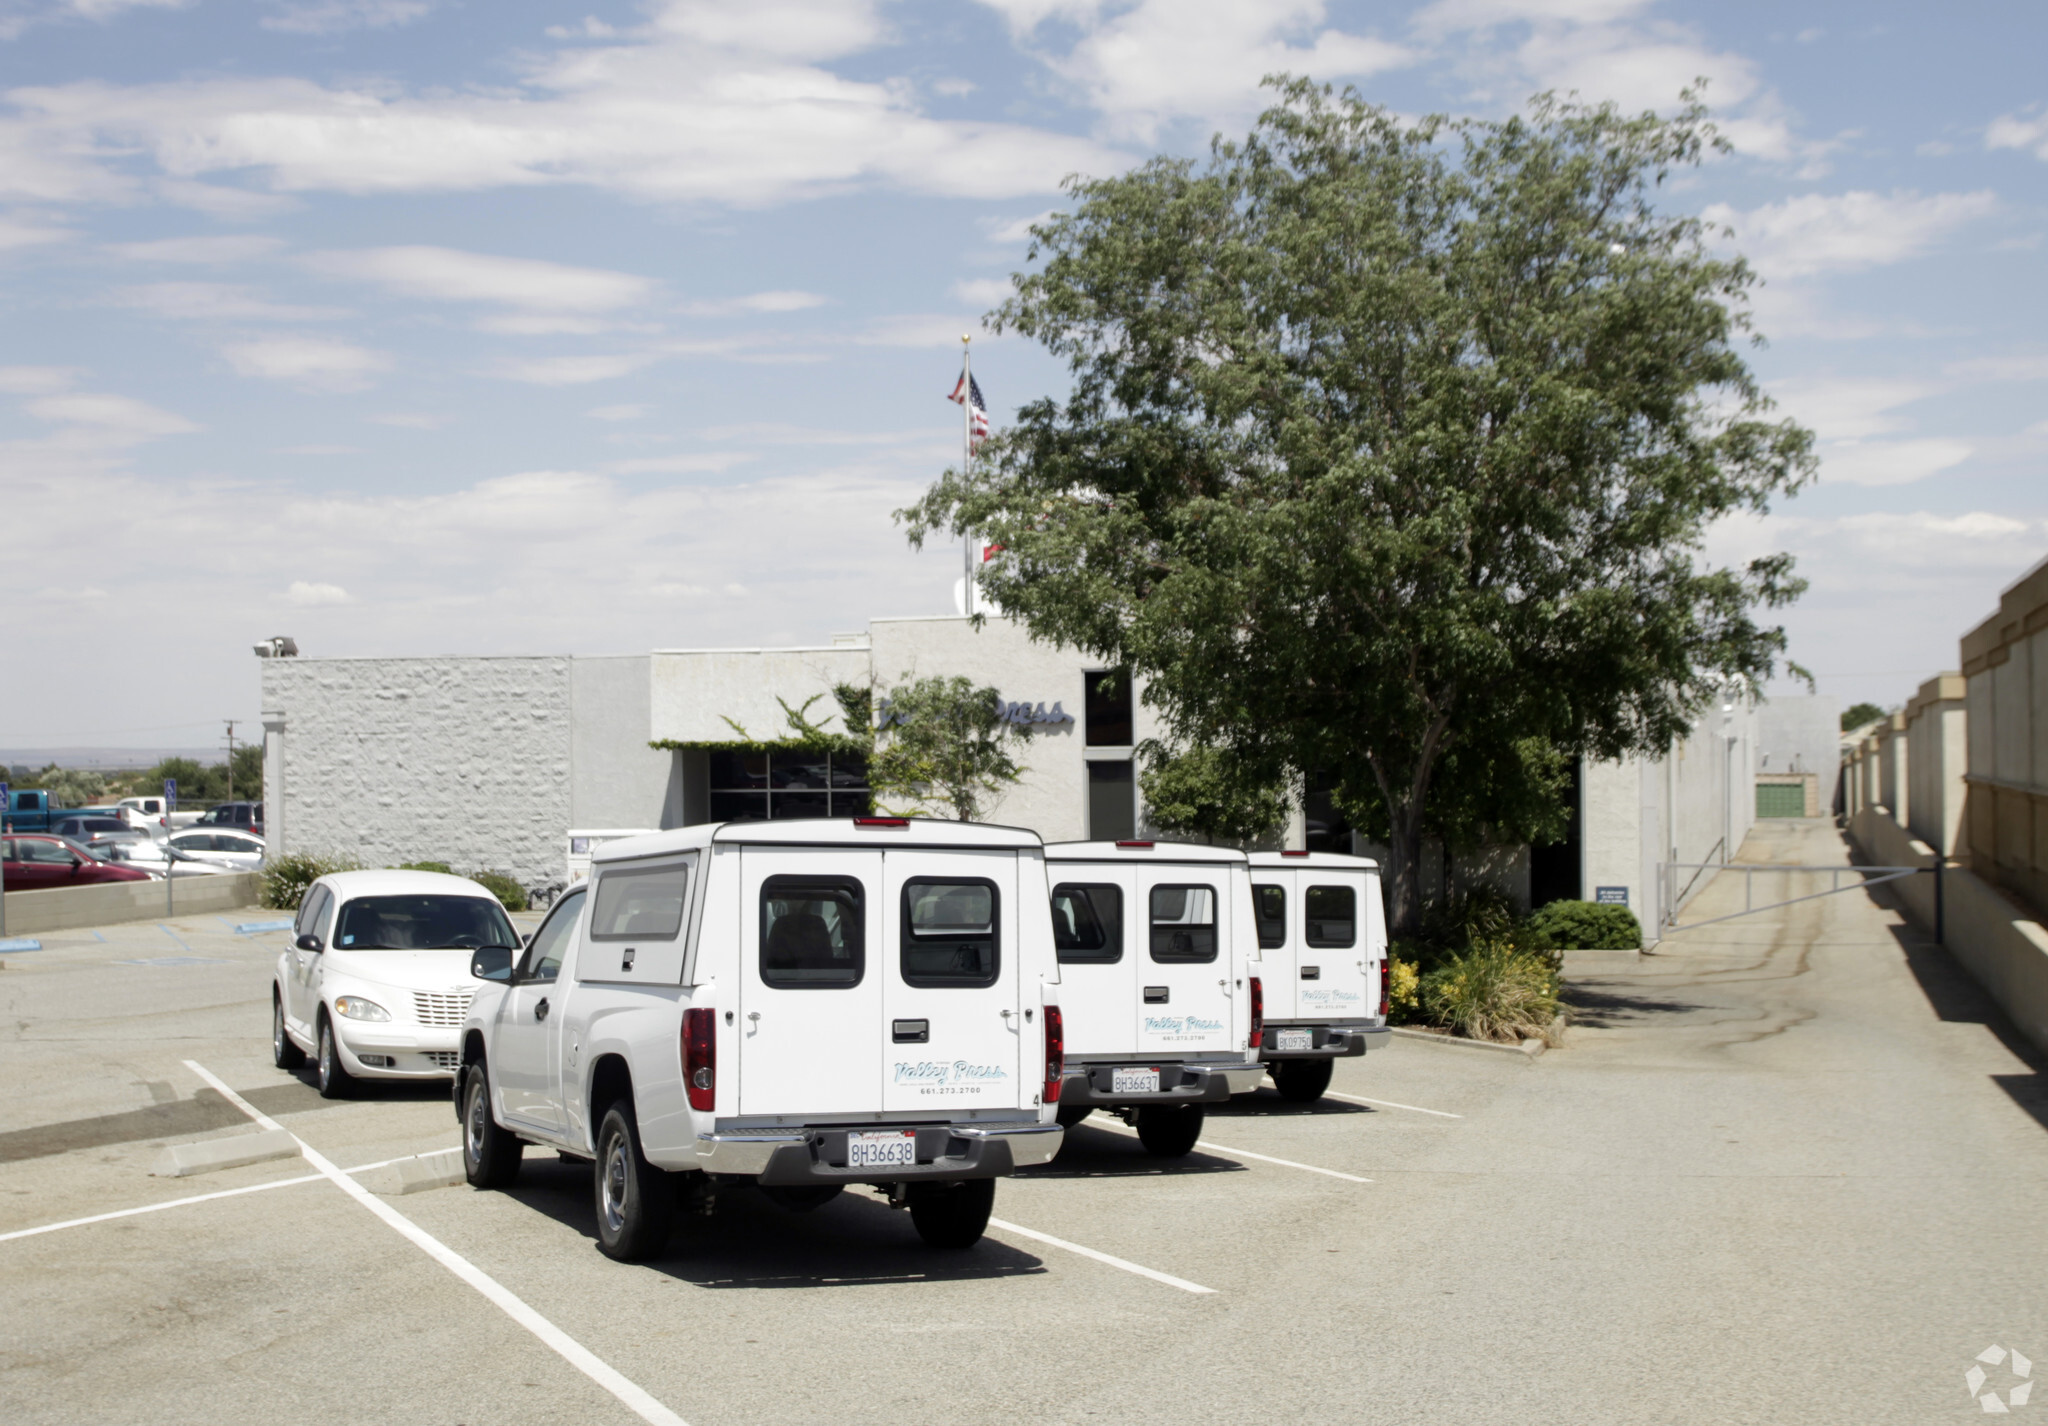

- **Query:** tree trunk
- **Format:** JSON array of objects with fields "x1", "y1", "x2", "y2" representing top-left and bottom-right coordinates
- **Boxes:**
[{"x1": 1384, "y1": 794, "x2": 1427, "y2": 940}]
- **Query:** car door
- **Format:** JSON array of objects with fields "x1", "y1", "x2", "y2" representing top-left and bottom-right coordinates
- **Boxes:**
[
  {"x1": 738, "y1": 845, "x2": 883, "y2": 1117},
  {"x1": 15, "y1": 836, "x2": 75, "y2": 890},
  {"x1": 1299, "y1": 875, "x2": 1368, "y2": 1020},
  {"x1": 494, "y1": 887, "x2": 586, "y2": 1135},
  {"x1": 1250, "y1": 869, "x2": 1299, "y2": 1019},
  {"x1": 881, "y1": 848, "x2": 1022, "y2": 1114},
  {"x1": 288, "y1": 885, "x2": 333, "y2": 1031},
  {"x1": 1050, "y1": 868, "x2": 1137, "y2": 1058},
  {"x1": 1136, "y1": 866, "x2": 1235, "y2": 1055}
]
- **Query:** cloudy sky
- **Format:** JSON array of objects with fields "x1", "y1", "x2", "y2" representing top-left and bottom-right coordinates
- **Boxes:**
[{"x1": 1, "y1": 0, "x2": 2043, "y2": 752}]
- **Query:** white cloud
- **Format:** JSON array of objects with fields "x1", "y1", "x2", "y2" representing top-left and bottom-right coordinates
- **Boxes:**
[
  {"x1": 305, "y1": 245, "x2": 656, "y2": 314},
  {"x1": 367, "y1": 411, "x2": 449, "y2": 428},
  {"x1": 587, "y1": 404, "x2": 649, "y2": 421},
  {"x1": 492, "y1": 351, "x2": 663, "y2": 386},
  {"x1": 985, "y1": 209, "x2": 1054, "y2": 244},
  {"x1": 854, "y1": 313, "x2": 997, "y2": 348},
  {"x1": 115, "y1": 282, "x2": 346, "y2": 322},
  {"x1": 106, "y1": 234, "x2": 286, "y2": 263},
  {"x1": 151, "y1": 177, "x2": 300, "y2": 218},
  {"x1": 1815, "y1": 438, "x2": 1974, "y2": 488},
  {"x1": 681, "y1": 290, "x2": 829, "y2": 316},
  {"x1": 0, "y1": 365, "x2": 79, "y2": 394},
  {"x1": 609, "y1": 452, "x2": 758, "y2": 474},
  {"x1": 1410, "y1": 0, "x2": 1651, "y2": 34},
  {"x1": 1770, "y1": 376, "x2": 1940, "y2": 441},
  {"x1": 1987, "y1": 107, "x2": 2048, "y2": 160},
  {"x1": 0, "y1": 213, "x2": 71, "y2": 251},
  {"x1": 1704, "y1": 190, "x2": 1999, "y2": 280},
  {"x1": 66, "y1": 0, "x2": 192, "y2": 16},
  {"x1": 24, "y1": 391, "x2": 199, "y2": 440},
  {"x1": 222, "y1": 335, "x2": 390, "y2": 391},
  {"x1": 285, "y1": 580, "x2": 351, "y2": 604},
  {"x1": 949, "y1": 277, "x2": 1013, "y2": 307},
  {"x1": 260, "y1": 0, "x2": 433, "y2": 35}
]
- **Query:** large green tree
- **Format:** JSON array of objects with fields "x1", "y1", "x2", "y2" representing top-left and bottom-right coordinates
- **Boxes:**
[
  {"x1": 901, "y1": 80, "x2": 1814, "y2": 932},
  {"x1": 868, "y1": 675, "x2": 1030, "y2": 822}
]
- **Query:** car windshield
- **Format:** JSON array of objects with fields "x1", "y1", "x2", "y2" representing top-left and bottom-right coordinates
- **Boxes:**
[{"x1": 332, "y1": 894, "x2": 516, "y2": 951}]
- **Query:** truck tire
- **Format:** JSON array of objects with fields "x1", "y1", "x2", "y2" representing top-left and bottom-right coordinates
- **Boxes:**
[
  {"x1": 909, "y1": 1178, "x2": 995, "y2": 1249},
  {"x1": 594, "y1": 1103, "x2": 674, "y2": 1262},
  {"x1": 1134, "y1": 1104, "x2": 1203, "y2": 1157},
  {"x1": 461, "y1": 1061, "x2": 523, "y2": 1189},
  {"x1": 272, "y1": 993, "x2": 304, "y2": 1071},
  {"x1": 315, "y1": 1015, "x2": 355, "y2": 1099},
  {"x1": 1055, "y1": 1101, "x2": 1094, "y2": 1129},
  {"x1": 1271, "y1": 1058, "x2": 1333, "y2": 1103}
]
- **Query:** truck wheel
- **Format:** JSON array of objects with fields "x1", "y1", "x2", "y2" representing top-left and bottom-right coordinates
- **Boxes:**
[
  {"x1": 461, "y1": 1062, "x2": 523, "y2": 1189},
  {"x1": 1054, "y1": 1101, "x2": 1094, "y2": 1129},
  {"x1": 315, "y1": 1015, "x2": 354, "y2": 1099},
  {"x1": 272, "y1": 994, "x2": 304, "y2": 1070},
  {"x1": 909, "y1": 1178, "x2": 995, "y2": 1249},
  {"x1": 594, "y1": 1103, "x2": 674, "y2": 1262},
  {"x1": 760, "y1": 1184, "x2": 843, "y2": 1213},
  {"x1": 1134, "y1": 1104, "x2": 1204, "y2": 1157},
  {"x1": 1271, "y1": 1058, "x2": 1334, "y2": 1103}
]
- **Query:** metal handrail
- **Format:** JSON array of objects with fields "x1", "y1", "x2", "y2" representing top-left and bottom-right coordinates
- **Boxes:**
[{"x1": 1659, "y1": 860, "x2": 1936, "y2": 935}]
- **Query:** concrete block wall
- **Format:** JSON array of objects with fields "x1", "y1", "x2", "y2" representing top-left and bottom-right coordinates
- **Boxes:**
[{"x1": 1960, "y1": 555, "x2": 2048, "y2": 920}]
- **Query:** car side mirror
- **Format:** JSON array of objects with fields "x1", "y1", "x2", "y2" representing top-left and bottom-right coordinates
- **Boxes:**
[
  {"x1": 295, "y1": 933, "x2": 323, "y2": 953},
  {"x1": 521, "y1": 931, "x2": 534, "y2": 947},
  {"x1": 471, "y1": 946, "x2": 514, "y2": 982}
]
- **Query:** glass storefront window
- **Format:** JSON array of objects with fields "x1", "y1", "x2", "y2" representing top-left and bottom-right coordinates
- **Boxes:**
[{"x1": 709, "y1": 750, "x2": 870, "y2": 822}]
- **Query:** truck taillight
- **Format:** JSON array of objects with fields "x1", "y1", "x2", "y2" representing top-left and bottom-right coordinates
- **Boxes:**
[
  {"x1": 682, "y1": 1007, "x2": 715, "y2": 1111},
  {"x1": 1249, "y1": 976, "x2": 1264, "y2": 1049},
  {"x1": 1043, "y1": 1005, "x2": 1064, "y2": 1105},
  {"x1": 1377, "y1": 961, "x2": 1390, "y2": 1019}
]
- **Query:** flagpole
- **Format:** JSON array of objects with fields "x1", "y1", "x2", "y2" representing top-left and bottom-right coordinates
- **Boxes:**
[{"x1": 960, "y1": 332, "x2": 974, "y2": 618}]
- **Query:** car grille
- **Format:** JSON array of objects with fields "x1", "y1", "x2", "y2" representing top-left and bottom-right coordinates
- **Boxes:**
[
  {"x1": 423, "y1": 1051, "x2": 461, "y2": 1071},
  {"x1": 412, "y1": 991, "x2": 474, "y2": 1027}
]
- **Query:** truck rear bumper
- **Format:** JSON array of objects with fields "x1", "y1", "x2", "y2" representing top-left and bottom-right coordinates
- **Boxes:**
[
  {"x1": 1059, "y1": 1059, "x2": 1263, "y2": 1106},
  {"x1": 1258, "y1": 1025, "x2": 1391, "y2": 1061},
  {"x1": 693, "y1": 1122, "x2": 1063, "y2": 1183}
]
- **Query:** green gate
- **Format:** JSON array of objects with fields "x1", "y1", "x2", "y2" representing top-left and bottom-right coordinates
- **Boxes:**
[{"x1": 1755, "y1": 782, "x2": 1807, "y2": 818}]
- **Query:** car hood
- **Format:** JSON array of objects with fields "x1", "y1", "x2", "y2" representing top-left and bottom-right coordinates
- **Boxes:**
[{"x1": 321, "y1": 949, "x2": 486, "y2": 993}]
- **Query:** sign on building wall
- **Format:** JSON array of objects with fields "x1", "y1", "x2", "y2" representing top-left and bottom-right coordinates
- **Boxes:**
[{"x1": 1595, "y1": 886, "x2": 1629, "y2": 905}]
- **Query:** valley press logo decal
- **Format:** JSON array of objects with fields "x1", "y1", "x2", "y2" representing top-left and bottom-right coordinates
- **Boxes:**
[
  {"x1": 1968, "y1": 1345, "x2": 2033, "y2": 1412},
  {"x1": 1144, "y1": 1015, "x2": 1224, "y2": 1037},
  {"x1": 893, "y1": 1060, "x2": 1009, "y2": 1093}
]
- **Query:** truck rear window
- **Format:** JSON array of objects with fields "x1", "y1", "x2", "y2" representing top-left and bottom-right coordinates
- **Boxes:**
[
  {"x1": 761, "y1": 876, "x2": 864, "y2": 987},
  {"x1": 1051, "y1": 883, "x2": 1121, "y2": 964},
  {"x1": 591, "y1": 862, "x2": 689, "y2": 940},
  {"x1": 1150, "y1": 885, "x2": 1218, "y2": 963},
  {"x1": 1304, "y1": 885, "x2": 1356, "y2": 947},
  {"x1": 1253, "y1": 884, "x2": 1286, "y2": 948},
  {"x1": 901, "y1": 879, "x2": 999, "y2": 987}
]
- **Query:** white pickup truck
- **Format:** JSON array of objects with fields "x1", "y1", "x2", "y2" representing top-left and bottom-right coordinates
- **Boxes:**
[
  {"x1": 1043, "y1": 840, "x2": 1266, "y2": 1154},
  {"x1": 1247, "y1": 850, "x2": 1392, "y2": 1101},
  {"x1": 457, "y1": 817, "x2": 1065, "y2": 1261}
]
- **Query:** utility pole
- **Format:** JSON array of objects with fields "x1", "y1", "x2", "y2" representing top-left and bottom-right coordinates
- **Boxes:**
[{"x1": 223, "y1": 720, "x2": 239, "y2": 803}]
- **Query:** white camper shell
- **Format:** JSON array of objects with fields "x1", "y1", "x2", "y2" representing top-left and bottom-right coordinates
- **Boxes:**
[
  {"x1": 1042, "y1": 840, "x2": 1265, "y2": 1156},
  {"x1": 457, "y1": 818, "x2": 1065, "y2": 1259},
  {"x1": 1247, "y1": 850, "x2": 1392, "y2": 1102}
]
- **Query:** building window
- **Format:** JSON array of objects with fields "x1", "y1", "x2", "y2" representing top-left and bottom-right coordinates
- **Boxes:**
[
  {"x1": 1084, "y1": 668, "x2": 1132, "y2": 746},
  {"x1": 1304, "y1": 770, "x2": 1353, "y2": 853},
  {"x1": 708, "y1": 749, "x2": 871, "y2": 823},
  {"x1": 1087, "y1": 759, "x2": 1135, "y2": 841}
]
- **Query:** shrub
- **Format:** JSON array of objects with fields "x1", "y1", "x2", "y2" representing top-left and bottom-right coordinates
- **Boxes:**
[
  {"x1": 466, "y1": 870, "x2": 529, "y2": 912},
  {"x1": 1384, "y1": 955, "x2": 1421, "y2": 1023},
  {"x1": 1419, "y1": 942, "x2": 1560, "y2": 1043},
  {"x1": 1526, "y1": 899, "x2": 1642, "y2": 951},
  {"x1": 260, "y1": 853, "x2": 361, "y2": 910},
  {"x1": 396, "y1": 860, "x2": 453, "y2": 875}
]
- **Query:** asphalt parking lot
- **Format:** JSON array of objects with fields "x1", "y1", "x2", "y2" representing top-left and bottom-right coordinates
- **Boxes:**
[{"x1": 3, "y1": 819, "x2": 2045, "y2": 1426}]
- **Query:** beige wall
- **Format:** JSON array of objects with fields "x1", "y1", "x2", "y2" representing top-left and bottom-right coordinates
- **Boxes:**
[{"x1": 649, "y1": 644, "x2": 872, "y2": 744}]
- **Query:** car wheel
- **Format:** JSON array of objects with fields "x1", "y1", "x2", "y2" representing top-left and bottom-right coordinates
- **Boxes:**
[
  {"x1": 1054, "y1": 1101, "x2": 1093, "y2": 1129},
  {"x1": 272, "y1": 993, "x2": 305, "y2": 1070},
  {"x1": 315, "y1": 1015, "x2": 355, "y2": 1100},
  {"x1": 593, "y1": 1102, "x2": 674, "y2": 1262},
  {"x1": 1270, "y1": 1058, "x2": 1334, "y2": 1103},
  {"x1": 460, "y1": 1061, "x2": 523, "y2": 1188},
  {"x1": 908, "y1": 1178, "x2": 995, "y2": 1249},
  {"x1": 1133, "y1": 1104, "x2": 1204, "y2": 1157}
]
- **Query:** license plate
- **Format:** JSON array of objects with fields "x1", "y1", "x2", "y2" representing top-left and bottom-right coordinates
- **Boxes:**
[
  {"x1": 1111, "y1": 1068, "x2": 1161, "y2": 1095},
  {"x1": 1274, "y1": 1029, "x2": 1314, "y2": 1052},
  {"x1": 846, "y1": 1131, "x2": 917, "y2": 1168}
]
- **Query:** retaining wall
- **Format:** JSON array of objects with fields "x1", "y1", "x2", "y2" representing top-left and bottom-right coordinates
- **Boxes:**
[{"x1": 2, "y1": 873, "x2": 264, "y2": 934}]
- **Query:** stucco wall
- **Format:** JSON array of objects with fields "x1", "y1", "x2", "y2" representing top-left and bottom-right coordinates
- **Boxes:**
[
  {"x1": 262, "y1": 656, "x2": 572, "y2": 887},
  {"x1": 1756, "y1": 694, "x2": 1840, "y2": 780},
  {"x1": 570, "y1": 655, "x2": 678, "y2": 830},
  {"x1": 649, "y1": 645, "x2": 872, "y2": 744}
]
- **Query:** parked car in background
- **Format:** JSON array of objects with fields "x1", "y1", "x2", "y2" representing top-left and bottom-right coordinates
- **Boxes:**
[
  {"x1": 1, "y1": 834, "x2": 156, "y2": 889},
  {"x1": 111, "y1": 838, "x2": 241, "y2": 878},
  {"x1": 164, "y1": 828, "x2": 266, "y2": 871},
  {"x1": 194, "y1": 801, "x2": 264, "y2": 835},
  {"x1": 273, "y1": 869, "x2": 521, "y2": 1099},
  {"x1": 3, "y1": 790, "x2": 61, "y2": 833},
  {"x1": 52, "y1": 815, "x2": 150, "y2": 854},
  {"x1": 115, "y1": 797, "x2": 172, "y2": 837}
]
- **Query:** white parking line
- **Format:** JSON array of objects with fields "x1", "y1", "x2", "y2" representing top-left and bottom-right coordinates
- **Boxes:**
[
  {"x1": 0, "y1": 1149, "x2": 459, "y2": 1245},
  {"x1": 1081, "y1": 1117, "x2": 1372, "y2": 1183},
  {"x1": 1322, "y1": 1090, "x2": 1463, "y2": 1118},
  {"x1": 986, "y1": 1217, "x2": 1216, "y2": 1294},
  {"x1": 184, "y1": 1061, "x2": 689, "y2": 1426}
]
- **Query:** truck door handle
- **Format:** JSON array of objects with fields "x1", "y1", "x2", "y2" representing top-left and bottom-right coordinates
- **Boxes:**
[
  {"x1": 534, "y1": 997, "x2": 549, "y2": 1022},
  {"x1": 1300, "y1": 966, "x2": 1320, "y2": 980},
  {"x1": 1144, "y1": 986, "x2": 1169, "y2": 1004},
  {"x1": 893, "y1": 1019, "x2": 929, "y2": 1043}
]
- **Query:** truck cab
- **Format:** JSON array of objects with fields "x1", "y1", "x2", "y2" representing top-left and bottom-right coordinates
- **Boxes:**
[
  {"x1": 1042, "y1": 840, "x2": 1266, "y2": 1156},
  {"x1": 457, "y1": 817, "x2": 1064, "y2": 1261},
  {"x1": 1246, "y1": 850, "x2": 1392, "y2": 1101}
]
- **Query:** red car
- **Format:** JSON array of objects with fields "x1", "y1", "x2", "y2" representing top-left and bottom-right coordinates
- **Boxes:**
[{"x1": 0, "y1": 834, "x2": 155, "y2": 889}]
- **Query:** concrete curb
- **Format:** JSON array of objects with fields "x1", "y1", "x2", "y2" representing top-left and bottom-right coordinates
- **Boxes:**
[
  {"x1": 363, "y1": 1148, "x2": 466, "y2": 1197},
  {"x1": 1389, "y1": 1027, "x2": 1549, "y2": 1059},
  {"x1": 151, "y1": 1128, "x2": 300, "y2": 1178}
]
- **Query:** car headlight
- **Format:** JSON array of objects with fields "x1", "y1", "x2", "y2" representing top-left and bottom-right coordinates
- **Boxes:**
[{"x1": 334, "y1": 995, "x2": 390, "y2": 1022}]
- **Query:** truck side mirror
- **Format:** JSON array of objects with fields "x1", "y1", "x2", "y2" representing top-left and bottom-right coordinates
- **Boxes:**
[
  {"x1": 471, "y1": 946, "x2": 514, "y2": 982},
  {"x1": 294, "y1": 933, "x2": 323, "y2": 954}
]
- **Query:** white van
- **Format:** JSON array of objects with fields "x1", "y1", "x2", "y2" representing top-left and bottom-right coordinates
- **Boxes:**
[
  {"x1": 457, "y1": 817, "x2": 1065, "y2": 1261},
  {"x1": 1042, "y1": 840, "x2": 1265, "y2": 1156},
  {"x1": 1247, "y1": 850, "x2": 1392, "y2": 1101}
]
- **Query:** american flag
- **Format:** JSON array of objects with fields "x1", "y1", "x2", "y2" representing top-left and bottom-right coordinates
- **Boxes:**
[{"x1": 949, "y1": 370, "x2": 990, "y2": 451}]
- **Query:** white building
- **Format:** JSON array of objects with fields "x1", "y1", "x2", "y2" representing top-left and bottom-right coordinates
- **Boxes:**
[{"x1": 260, "y1": 612, "x2": 1769, "y2": 941}]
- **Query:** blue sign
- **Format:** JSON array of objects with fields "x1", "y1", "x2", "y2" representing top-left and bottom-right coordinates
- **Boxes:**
[
  {"x1": 163, "y1": 778, "x2": 177, "y2": 810},
  {"x1": 1594, "y1": 886, "x2": 1629, "y2": 906}
]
